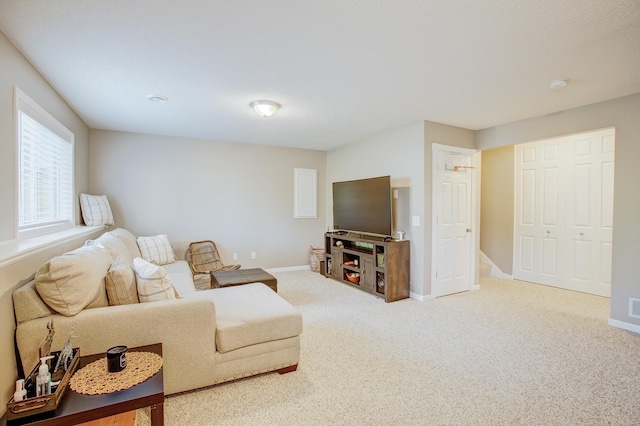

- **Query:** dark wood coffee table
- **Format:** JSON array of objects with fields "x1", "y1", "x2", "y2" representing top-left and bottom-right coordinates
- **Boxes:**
[
  {"x1": 210, "y1": 268, "x2": 277, "y2": 292},
  {"x1": 2, "y1": 344, "x2": 164, "y2": 426}
]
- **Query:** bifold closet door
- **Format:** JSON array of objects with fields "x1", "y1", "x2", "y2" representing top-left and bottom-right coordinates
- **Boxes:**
[
  {"x1": 514, "y1": 138, "x2": 565, "y2": 287},
  {"x1": 514, "y1": 128, "x2": 615, "y2": 297},
  {"x1": 565, "y1": 129, "x2": 615, "y2": 296}
]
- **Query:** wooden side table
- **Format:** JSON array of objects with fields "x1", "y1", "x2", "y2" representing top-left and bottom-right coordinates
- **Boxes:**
[{"x1": 2, "y1": 344, "x2": 164, "y2": 426}]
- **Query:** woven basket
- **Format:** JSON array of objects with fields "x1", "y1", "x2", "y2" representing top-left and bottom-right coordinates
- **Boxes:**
[{"x1": 308, "y1": 246, "x2": 324, "y2": 272}]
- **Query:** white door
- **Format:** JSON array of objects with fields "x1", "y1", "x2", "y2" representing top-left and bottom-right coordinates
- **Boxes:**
[
  {"x1": 565, "y1": 129, "x2": 615, "y2": 296},
  {"x1": 514, "y1": 138, "x2": 565, "y2": 286},
  {"x1": 432, "y1": 144, "x2": 477, "y2": 297},
  {"x1": 513, "y1": 128, "x2": 615, "y2": 297}
]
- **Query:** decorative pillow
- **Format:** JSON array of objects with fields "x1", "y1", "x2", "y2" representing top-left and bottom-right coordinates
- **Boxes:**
[
  {"x1": 79, "y1": 194, "x2": 114, "y2": 226},
  {"x1": 108, "y1": 228, "x2": 142, "y2": 259},
  {"x1": 133, "y1": 257, "x2": 177, "y2": 303},
  {"x1": 137, "y1": 234, "x2": 176, "y2": 265},
  {"x1": 88, "y1": 232, "x2": 133, "y2": 266},
  {"x1": 35, "y1": 245, "x2": 111, "y2": 316},
  {"x1": 105, "y1": 256, "x2": 139, "y2": 306}
]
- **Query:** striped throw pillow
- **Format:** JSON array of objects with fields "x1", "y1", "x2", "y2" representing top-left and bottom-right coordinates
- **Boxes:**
[
  {"x1": 105, "y1": 256, "x2": 139, "y2": 306},
  {"x1": 137, "y1": 234, "x2": 176, "y2": 265},
  {"x1": 79, "y1": 194, "x2": 114, "y2": 226}
]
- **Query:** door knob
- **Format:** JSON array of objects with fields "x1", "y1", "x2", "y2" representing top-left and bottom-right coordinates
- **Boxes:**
[
  {"x1": 466, "y1": 228, "x2": 472, "y2": 233},
  {"x1": 546, "y1": 230, "x2": 550, "y2": 234},
  {"x1": 579, "y1": 232, "x2": 584, "y2": 236}
]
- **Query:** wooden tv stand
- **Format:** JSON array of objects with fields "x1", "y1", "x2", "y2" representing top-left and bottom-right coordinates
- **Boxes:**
[{"x1": 324, "y1": 232, "x2": 410, "y2": 302}]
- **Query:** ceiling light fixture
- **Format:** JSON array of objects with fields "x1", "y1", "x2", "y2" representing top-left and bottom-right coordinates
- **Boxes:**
[
  {"x1": 250, "y1": 100, "x2": 281, "y2": 117},
  {"x1": 549, "y1": 79, "x2": 569, "y2": 90},
  {"x1": 147, "y1": 95, "x2": 168, "y2": 103}
]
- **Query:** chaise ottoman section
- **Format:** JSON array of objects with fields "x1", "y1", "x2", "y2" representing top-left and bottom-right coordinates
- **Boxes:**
[{"x1": 183, "y1": 283, "x2": 302, "y2": 353}]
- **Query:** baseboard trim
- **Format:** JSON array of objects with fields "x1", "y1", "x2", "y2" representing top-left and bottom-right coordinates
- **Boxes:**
[
  {"x1": 410, "y1": 292, "x2": 434, "y2": 301},
  {"x1": 480, "y1": 250, "x2": 513, "y2": 279},
  {"x1": 608, "y1": 318, "x2": 640, "y2": 334},
  {"x1": 265, "y1": 265, "x2": 310, "y2": 273}
]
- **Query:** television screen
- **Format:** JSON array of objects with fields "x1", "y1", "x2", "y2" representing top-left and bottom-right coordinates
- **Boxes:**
[{"x1": 332, "y1": 176, "x2": 392, "y2": 236}]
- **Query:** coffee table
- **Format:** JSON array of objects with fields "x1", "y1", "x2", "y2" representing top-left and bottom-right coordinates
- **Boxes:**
[
  {"x1": 2, "y1": 343, "x2": 164, "y2": 426},
  {"x1": 210, "y1": 268, "x2": 277, "y2": 292}
]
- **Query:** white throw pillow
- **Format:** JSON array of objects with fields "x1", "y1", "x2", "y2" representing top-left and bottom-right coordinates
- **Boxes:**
[
  {"x1": 133, "y1": 257, "x2": 177, "y2": 303},
  {"x1": 137, "y1": 234, "x2": 176, "y2": 266},
  {"x1": 79, "y1": 194, "x2": 114, "y2": 226}
]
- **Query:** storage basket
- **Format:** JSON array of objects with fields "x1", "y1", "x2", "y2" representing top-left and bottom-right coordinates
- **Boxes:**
[{"x1": 308, "y1": 246, "x2": 325, "y2": 272}]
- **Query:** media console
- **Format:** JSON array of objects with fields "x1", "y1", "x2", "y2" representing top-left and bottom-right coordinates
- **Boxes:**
[{"x1": 324, "y1": 232, "x2": 410, "y2": 302}]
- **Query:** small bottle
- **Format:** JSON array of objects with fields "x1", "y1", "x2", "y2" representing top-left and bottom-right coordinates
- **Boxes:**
[
  {"x1": 13, "y1": 379, "x2": 26, "y2": 401},
  {"x1": 36, "y1": 356, "x2": 54, "y2": 397}
]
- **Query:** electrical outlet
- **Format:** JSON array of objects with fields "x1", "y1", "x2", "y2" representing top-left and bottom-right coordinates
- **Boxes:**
[
  {"x1": 251, "y1": 251, "x2": 256, "y2": 260},
  {"x1": 232, "y1": 252, "x2": 238, "y2": 260}
]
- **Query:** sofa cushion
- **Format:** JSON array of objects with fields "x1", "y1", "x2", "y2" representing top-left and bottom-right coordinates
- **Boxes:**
[
  {"x1": 134, "y1": 257, "x2": 177, "y2": 303},
  {"x1": 13, "y1": 281, "x2": 55, "y2": 324},
  {"x1": 91, "y1": 232, "x2": 133, "y2": 266},
  {"x1": 162, "y1": 261, "x2": 197, "y2": 296},
  {"x1": 183, "y1": 283, "x2": 303, "y2": 353},
  {"x1": 106, "y1": 256, "x2": 139, "y2": 306},
  {"x1": 137, "y1": 234, "x2": 176, "y2": 266},
  {"x1": 35, "y1": 245, "x2": 111, "y2": 316},
  {"x1": 108, "y1": 228, "x2": 142, "y2": 260},
  {"x1": 79, "y1": 193, "x2": 114, "y2": 226}
]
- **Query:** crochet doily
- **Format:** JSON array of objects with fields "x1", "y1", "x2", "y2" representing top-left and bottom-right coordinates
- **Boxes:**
[{"x1": 70, "y1": 351, "x2": 162, "y2": 395}]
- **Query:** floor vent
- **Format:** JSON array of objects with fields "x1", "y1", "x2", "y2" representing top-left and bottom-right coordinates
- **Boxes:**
[{"x1": 629, "y1": 298, "x2": 640, "y2": 319}]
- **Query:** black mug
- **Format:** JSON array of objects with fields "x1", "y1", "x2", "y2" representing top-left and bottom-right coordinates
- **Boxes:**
[{"x1": 106, "y1": 346, "x2": 127, "y2": 372}]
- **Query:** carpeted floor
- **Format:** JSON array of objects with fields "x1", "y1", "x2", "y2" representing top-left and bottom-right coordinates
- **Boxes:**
[{"x1": 138, "y1": 270, "x2": 640, "y2": 425}]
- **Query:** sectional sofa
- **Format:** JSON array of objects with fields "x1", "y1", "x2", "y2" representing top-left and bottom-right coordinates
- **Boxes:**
[{"x1": 12, "y1": 228, "x2": 302, "y2": 395}]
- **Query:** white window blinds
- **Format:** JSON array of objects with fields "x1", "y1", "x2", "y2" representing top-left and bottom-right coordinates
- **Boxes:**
[{"x1": 16, "y1": 88, "x2": 74, "y2": 237}]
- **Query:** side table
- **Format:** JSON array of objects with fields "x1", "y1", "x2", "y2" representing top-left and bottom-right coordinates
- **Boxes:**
[{"x1": 2, "y1": 343, "x2": 164, "y2": 426}]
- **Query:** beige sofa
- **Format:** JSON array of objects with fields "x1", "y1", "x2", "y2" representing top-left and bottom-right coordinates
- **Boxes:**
[{"x1": 12, "y1": 228, "x2": 302, "y2": 395}]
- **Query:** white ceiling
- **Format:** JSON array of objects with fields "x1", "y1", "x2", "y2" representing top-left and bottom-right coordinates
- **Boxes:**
[{"x1": 1, "y1": 1, "x2": 639, "y2": 151}]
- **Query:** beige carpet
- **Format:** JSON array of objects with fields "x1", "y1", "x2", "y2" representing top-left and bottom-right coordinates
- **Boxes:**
[{"x1": 138, "y1": 270, "x2": 640, "y2": 425}]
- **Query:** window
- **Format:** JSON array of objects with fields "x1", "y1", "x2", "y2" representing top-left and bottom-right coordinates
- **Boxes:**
[{"x1": 15, "y1": 88, "x2": 74, "y2": 238}]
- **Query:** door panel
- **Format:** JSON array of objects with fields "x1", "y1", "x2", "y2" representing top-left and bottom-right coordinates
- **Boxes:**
[
  {"x1": 541, "y1": 237, "x2": 558, "y2": 276},
  {"x1": 572, "y1": 239, "x2": 591, "y2": 281},
  {"x1": 521, "y1": 170, "x2": 536, "y2": 224},
  {"x1": 542, "y1": 168, "x2": 559, "y2": 225}
]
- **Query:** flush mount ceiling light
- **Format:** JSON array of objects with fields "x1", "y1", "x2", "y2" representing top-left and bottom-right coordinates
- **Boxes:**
[
  {"x1": 250, "y1": 100, "x2": 281, "y2": 117},
  {"x1": 549, "y1": 78, "x2": 569, "y2": 90},
  {"x1": 147, "y1": 95, "x2": 168, "y2": 103}
]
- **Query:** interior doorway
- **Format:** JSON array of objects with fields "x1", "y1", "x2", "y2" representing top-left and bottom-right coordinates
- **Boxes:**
[{"x1": 432, "y1": 144, "x2": 478, "y2": 297}]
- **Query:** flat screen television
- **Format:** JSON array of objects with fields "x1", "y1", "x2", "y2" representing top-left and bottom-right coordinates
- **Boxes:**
[{"x1": 332, "y1": 176, "x2": 392, "y2": 237}]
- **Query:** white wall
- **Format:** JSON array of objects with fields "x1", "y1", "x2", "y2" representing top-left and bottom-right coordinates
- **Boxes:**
[
  {"x1": 480, "y1": 145, "x2": 514, "y2": 275},
  {"x1": 327, "y1": 121, "x2": 426, "y2": 295},
  {"x1": 89, "y1": 130, "x2": 327, "y2": 268},
  {"x1": 0, "y1": 31, "x2": 92, "y2": 413},
  {"x1": 476, "y1": 93, "x2": 640, "y2": 329}
]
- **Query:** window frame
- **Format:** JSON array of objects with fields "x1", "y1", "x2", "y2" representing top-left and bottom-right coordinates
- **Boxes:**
[{"x1": 14, "y1": 87, "x2": 75, "y2": 239}]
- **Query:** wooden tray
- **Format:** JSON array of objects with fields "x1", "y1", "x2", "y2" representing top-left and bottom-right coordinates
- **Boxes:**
[{"x1": 6, "y1": 348, "x2": 80, "y2": 421}]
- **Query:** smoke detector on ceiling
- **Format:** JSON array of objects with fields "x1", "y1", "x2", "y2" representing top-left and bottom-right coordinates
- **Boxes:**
[
  {"x1": 147, "y1": 95, "x2": 168, "y2": 103},
  {"x1": 549, "y1": 79, "x2": 569, "y2": 90}
]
